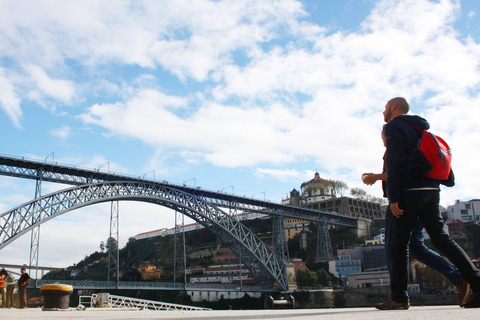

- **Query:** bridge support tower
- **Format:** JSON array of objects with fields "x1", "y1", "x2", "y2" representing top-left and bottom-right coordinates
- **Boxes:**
[
  {"x1": 316, "y1": 223, "x2": 333, "y2": 261},
  {"x1": 108, "y1": 201, "x2": 120, "y2": 282}
]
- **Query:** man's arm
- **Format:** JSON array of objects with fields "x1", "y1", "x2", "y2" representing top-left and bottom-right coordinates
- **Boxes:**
[{"x1": 362, "y1": 172, "x2": 387, "y2": 185}]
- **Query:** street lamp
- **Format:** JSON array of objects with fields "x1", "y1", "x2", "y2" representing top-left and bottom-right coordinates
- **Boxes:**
[
  {"x1": 98, "y1": 161, "x2": 109, "y2": 172},
  {"x1": 183, "y1": 178, "x2": 196, "y2": 188},
  {"x1": 143, "y1": 170, "x2": 155, "y2": 181},
  {"x1": 252, "y1": 191, "x2": 265, "y2": 201},
  {"x1": 221, "y1": 185, "x2": 234, "y2": 195},
  {"x1": 45, "y1": 152, "x2": 54, "y2": 164}
]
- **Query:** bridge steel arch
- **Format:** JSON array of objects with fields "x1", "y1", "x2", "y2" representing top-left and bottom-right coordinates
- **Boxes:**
[{"x1": 0, "y1": 181, "x2": 289, "y2": 290}]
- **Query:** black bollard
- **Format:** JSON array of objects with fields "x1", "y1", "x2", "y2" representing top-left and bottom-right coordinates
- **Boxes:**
[{"x1": 40, "y1": 284, "x2": 73, "y2": 310}]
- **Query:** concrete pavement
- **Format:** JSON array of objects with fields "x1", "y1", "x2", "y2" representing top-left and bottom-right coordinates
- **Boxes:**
[{"x1": 1, "y1": 305, "x2": 479, "y2": 320}]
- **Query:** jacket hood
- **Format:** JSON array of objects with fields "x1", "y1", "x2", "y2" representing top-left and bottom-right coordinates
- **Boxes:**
[{"x1": 394, "y1": 114, "x2": 430, "y2": 131}]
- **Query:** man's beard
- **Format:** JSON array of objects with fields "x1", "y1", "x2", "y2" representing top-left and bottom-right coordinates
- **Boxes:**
[{"x1": 384, "y1": 107, "x2": 392, "y2": 122}]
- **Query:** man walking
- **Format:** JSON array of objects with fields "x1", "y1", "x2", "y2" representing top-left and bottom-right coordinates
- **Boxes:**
[
  {"x1": 376, "y1": 97, "x2": 480, "y2": 309},
  {"x1": 363, "y1": 119, "x2": 468, "y2": 307}
]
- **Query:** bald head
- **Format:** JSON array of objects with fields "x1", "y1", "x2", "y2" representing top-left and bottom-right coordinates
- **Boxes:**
[
  {"x1": 389, "y1": 97, "x2": 409, "y2": 114},
  {"x1": 383, "y1": 97, "x2": 410, "y2": 122}
]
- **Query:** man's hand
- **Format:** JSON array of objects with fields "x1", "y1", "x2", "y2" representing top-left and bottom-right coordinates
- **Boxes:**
[
  {"x1": 362, "y1": 173, "x2": 378, "y2": 186},
  {"x1": 390, "y1": 202, "x2": 404, "y2": 218}
]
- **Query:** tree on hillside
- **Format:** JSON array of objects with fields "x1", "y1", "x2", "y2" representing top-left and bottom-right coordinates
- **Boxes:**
[
  {"x1": 331, "y1": 180, "x2": 349, "y2": 197},
  {"x1": 296, "y1": 268, "x2": 318, "y2": 287},
  {"x1": 350, "y1": 187, "x2": 367, "y2": 199},
  {"x1": 317, "y1": 269, "x2": 331, "y2": 286}
]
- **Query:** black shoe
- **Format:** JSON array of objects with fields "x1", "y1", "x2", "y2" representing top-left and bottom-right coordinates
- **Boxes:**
[
  {"x1": 464, "y1": 292, "x2": 480, "y2": 308},
  {"x1": 375, "y1": 297, "x2": 409, "y2": 310}
]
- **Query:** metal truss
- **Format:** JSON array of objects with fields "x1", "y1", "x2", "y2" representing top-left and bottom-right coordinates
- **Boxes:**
[
  {"x1": 108, "y1": 201, "x2": 119, "y2": 282},
  {"x1": 316, "y1": 223, "x2": 333, "y2": 261},
  {"x1": 98, "y1": 294, "x2": 212, "y2": 311},
  {"x1": 174, "y1": 210, "x2": 187, "y2": 286},
  {"x1": 0, "y1": 181, "x2": 289, "y2": 290},
  {"x1": 29, "y1": 173, "x2": 42, "y2": 280},
  {"x1": 272, "y1": 215, "x2": 289, "y2": 263},
  {"x1": 0, "y1": 155, "x2": 358, "y2": 227}
]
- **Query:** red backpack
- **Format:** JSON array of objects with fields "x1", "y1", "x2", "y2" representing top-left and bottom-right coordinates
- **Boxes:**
[{"x1": 410, "y1": 123, "x2": 452, "y2": 180}]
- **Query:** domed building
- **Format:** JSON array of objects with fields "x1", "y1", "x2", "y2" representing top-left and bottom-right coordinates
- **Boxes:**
[{"x1": 300, "y1": 172, "x2": 334, "y2": 205}]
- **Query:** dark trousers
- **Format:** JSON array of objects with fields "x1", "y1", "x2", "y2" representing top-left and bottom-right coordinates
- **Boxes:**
[
  {"x1": 6, "y1": 285, "x2": 14, "y2": 308},
  {"x1": 391, "y1": 190, "x2": 480, "y2": 303},
  {"x1": 385, "y1": 206, "x2": 463, "y2": 285},
  {"x1": 18, "y1": 285, "x2": 26, "y2": 308}
]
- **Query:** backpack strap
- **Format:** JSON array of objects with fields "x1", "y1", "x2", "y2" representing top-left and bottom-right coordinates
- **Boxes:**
[
  {"x1": 405, "y1": 122, "x2": 424, "y2": 148},
  {"x1": 408, "y1": 122, "x2": 423, "y2": 132}
]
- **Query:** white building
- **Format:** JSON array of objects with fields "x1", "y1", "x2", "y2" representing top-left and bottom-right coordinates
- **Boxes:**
[
  {"x1": 346, "y1": 270, "x2": 390, "y2": 289},
  {"x1": 300, "y1": 172, "x2": 334, "y2": 204},
  {"x1": 373, "y1": 228, "x2": 385, "y2": 244},
  {"x1": 446, "y1": 199, "x2": 480, "y2": 225},
  {"x1": 189, "y1": 264, "x2": 252, "y2": 285},
  {"x1": 134, "y1": 211, "x2": 268, "y2": 240}
]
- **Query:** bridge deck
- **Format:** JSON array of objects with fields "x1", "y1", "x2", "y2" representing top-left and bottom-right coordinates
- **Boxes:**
[{"x1": 0, "y1": 154, "x2": 359, "y2": 226}]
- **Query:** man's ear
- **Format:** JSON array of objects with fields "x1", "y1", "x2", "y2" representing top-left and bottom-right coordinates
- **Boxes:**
[{"x1": 390, "y1": 103, "x2": 397, "y2": 112}]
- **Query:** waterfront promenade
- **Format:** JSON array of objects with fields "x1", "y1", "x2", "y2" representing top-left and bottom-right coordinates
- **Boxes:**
[{"x1": 1, "y1": 306, "x2": 479, "y2": 320}]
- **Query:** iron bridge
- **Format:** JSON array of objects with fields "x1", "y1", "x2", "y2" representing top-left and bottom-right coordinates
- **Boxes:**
[{"x1": 0, "y1": 155, "x2": 358, "y2": 292}]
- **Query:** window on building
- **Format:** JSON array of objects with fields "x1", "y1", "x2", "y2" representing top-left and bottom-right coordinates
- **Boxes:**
[
  {"x1": 465, "y1": 204, "x2": 471, "y2": 209},
  {"x1": 461, "y1": 210, "x2": 469, "y2": 215}
]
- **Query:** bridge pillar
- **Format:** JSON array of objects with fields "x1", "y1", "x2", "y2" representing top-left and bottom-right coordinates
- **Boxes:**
[
  {"x1": 29, "y1": 171, "x2": 42, "y2": 281},
  {"x1": 272, "y1": 216, "x2": 289, "y2": 263},
  {"x1": 174, "y1": 210, "x2": 186, "y2": 286},
  {"x1": 107, "y1": 201, "x2": 119, "y2": 282},
  {"x1": 316, "y1": 223, "x2": 333, "y2": 261}
]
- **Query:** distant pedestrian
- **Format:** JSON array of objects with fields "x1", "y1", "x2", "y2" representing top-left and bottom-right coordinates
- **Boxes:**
[
  {"x1": 4, "y1": 270, "x2": 15, "y2": 308},
  {"x1": 0, "y1": 269, "x2": 5, "y2": 307},
  {"x1": 18, "y1": 267, "x2": 31, "y2": 309}
]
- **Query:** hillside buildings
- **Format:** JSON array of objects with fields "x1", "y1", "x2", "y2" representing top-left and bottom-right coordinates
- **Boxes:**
[{"x1": 282, "y1": 172, "x2": 385, "y2": 220}]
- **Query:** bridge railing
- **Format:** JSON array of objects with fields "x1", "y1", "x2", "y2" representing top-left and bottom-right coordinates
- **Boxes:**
[
  {"x1": 79, "y1": 293, "x2": 212, "y2": 311},
  {"x1": 32, "y1": 279, "x2": 275, "y2": 292}
]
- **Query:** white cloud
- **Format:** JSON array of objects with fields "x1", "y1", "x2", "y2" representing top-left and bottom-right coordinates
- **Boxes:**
[
  {"x1": 50, "y1": 125, "x2": 72, "y2": 141},
  {"x1": 25, "y1": 65, "x2": 75, "y2": 105},
  {"x1": 0, "y1": 68, "x2": 22, "y2": 128},
  {"x1": 255, "y1": 168, "x2": 313, "y2": 183},
  {"x1": 0, "y1": 0, "x2": 307, "y2": 78}
]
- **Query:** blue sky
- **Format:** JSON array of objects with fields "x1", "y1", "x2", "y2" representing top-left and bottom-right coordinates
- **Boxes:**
[{"x1": 1, "y1": 0, "x2": 480, "y2": 268}]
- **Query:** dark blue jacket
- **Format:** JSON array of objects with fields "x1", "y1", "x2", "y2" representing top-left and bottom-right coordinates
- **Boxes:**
[{"x1": 384, "y1": 115, "x2": 440, "y2": 203}]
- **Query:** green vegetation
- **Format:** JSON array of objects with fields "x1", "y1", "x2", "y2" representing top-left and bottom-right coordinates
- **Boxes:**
[{"x1": 296, "y1": 268, "x2": 331, "y2": 287}]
